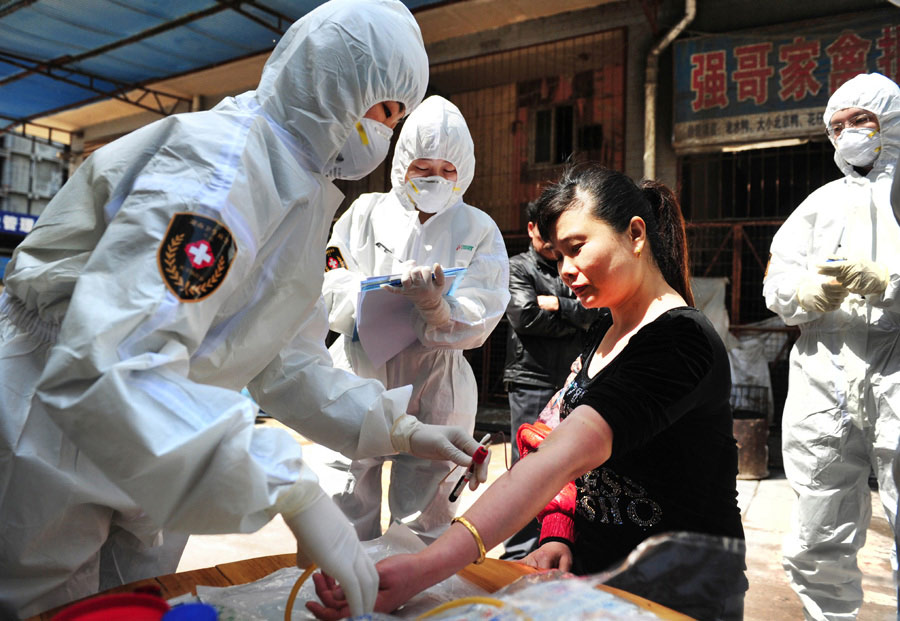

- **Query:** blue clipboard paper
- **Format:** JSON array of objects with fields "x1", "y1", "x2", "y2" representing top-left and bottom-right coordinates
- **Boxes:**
[
  {"x1": 355, "y1": 267, "x2": 466, "y2": 367},
  {"x1": 359, "y1": 266, "x2": 466, "y2": 292}
]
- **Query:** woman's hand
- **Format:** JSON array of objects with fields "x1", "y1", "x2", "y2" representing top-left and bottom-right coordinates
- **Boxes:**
[
  {"x1": 307, "y1": 553, "x2": 425, "y2": 620},
  {"x1": 518, "y1": 541, "x2": 573, "y2": 571}
]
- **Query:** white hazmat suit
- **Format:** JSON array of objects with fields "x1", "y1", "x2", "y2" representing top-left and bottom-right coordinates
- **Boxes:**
[
  {"x1": 764, "y1": 73, "x2": 900, "y2": 621},
  {"x1": 322, "y1": 96, "x2": 510, "y2": 541},
  {"x1": 0, "y1": 2, "x2": 482, "y2": 617}
]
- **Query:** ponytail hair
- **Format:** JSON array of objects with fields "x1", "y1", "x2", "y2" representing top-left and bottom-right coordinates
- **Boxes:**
[
  {"x1": 639, "y1": 179, "x2": 693, "y2": 306},
  {"x1": 535, "y1": 164, "x2": 693, "y2": 306}
]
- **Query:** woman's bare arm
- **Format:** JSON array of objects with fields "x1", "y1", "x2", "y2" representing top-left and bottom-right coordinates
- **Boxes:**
[{"x1": 309, "y1": 404, "x2": 612, "y2": 619}]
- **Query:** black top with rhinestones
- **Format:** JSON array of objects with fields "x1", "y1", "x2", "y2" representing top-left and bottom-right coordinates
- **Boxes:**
[{"x1": 559, "y1": 307, "x2": 744, "y2": 574}]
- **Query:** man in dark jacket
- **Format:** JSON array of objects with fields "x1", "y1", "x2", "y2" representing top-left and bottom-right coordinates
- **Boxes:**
[{"x1": 504, "y1": 201, "x2": 600, "y2": 463}]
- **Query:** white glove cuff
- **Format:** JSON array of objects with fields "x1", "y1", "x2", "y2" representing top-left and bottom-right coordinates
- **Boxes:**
[
  {"x1": 390, "y1": 413, "x2": 422, "y2": 454},
  {"x1": 272, "y1": 462, "x2": 323, "y2": 519},
  {"x1": 417, "y1": 298, "x2": 451, "y2": 327}
]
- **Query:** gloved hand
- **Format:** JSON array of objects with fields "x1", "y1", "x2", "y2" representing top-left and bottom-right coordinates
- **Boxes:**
[
  {"x1": 282, "y1": 489, "x2": 377, "y2": 617},
  {"x1": 383, "y1": 263, "x2": 451, "y2": 326},
  {"x1": 391, "y1": 414, "x2": 490, "y2": 489},
  {"x1": 817, "y1": 257, "x2": 890, "y2": 296},
  {"x1": 797, "y1": 277, "x2": 849, "y2": 312}
]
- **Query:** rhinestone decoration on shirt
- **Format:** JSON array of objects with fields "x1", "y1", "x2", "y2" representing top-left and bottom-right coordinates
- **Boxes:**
[{"x1": 575, "y1": 467, "x2": 663, "y2": 530}]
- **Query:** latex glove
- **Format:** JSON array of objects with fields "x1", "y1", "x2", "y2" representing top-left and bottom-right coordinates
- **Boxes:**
[
  {"x1": 797, "y1": 277, "x2": 849, "y2": 312},
  {"x1": 391, "y1": 413, "x2": 490, "y2": 488},
  {"x1": 383, "y1": 263, "x2": 451, "y2": 326},
  {"x1": 282, "y1": 489, "x2": 377, "y2": 617},
  {"x1": 817, "y1": 257, "x2": 890, "y2": 296}
]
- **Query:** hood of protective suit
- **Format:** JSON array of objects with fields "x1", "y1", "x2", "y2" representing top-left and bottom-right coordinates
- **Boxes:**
[
  {"x1": 255, "y1": 0, "x2": 428, "y2": 174},
  {"x1": 390, "y1": 95, "x2": 476, "y2": 206},
  {"x1": 824, "y1": 72, "x2": 900, "y2": 177}
]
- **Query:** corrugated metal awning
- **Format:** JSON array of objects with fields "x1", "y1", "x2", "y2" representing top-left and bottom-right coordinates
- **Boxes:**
[{"x1": 0, "y1": 0, "x2": 447, "y2": 138}]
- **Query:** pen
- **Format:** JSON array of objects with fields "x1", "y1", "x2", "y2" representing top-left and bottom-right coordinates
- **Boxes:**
[
  {"x1": 449, "y1": 433, "x2": 491, "y2": 502},
  {"x1": 375, "y1": 241, "x2": 406, "y2": 261}
]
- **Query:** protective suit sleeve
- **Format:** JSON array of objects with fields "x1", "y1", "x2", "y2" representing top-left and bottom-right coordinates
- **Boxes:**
[
  {"x1": 763, "y1": 194, "x2": 837, "y2": 326},
  {"x1": 34, "y1": 182, "x2": 311, "y2": 536},
  {"x1": 414, "y1": 217, "x2": 509, "y2": 350},
  {"x1": 506, "y1": 258, "x2": 578, "y2": 338},
  {"x1": 871, "y1": 268, "x2": 900, "y2": 310},
  {"x1": 248, "y1": 297, "x2": 412, "y2": 460},
  {"x1": 322, "y1": 203, "x2": 366, "y2": 337}
]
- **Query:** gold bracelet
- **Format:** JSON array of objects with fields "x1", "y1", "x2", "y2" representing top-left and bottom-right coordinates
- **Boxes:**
[{"x1": 452, "y1": 516, "x2": 486, "y2": 564}]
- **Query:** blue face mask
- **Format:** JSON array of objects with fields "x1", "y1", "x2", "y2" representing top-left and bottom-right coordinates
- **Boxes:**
[{"x1": 325, "y1": 118, "x2": 393, "y2": 180}]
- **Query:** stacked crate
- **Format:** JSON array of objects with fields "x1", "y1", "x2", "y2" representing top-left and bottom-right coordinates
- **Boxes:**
[{"x1": 0, "y1": 133, "x2": 66, "y2": 217}]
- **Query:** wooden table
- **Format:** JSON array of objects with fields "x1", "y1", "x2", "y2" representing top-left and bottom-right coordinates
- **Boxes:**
[{"x1": 30, "y1": 556, "x2": 692, "y2": 620}]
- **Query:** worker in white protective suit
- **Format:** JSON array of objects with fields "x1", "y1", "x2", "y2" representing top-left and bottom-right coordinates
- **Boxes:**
[
  {"x1": 763, "y1": 72, "x2": 900, "y2": 621},
  {"x1": 0, "y1": 2, "x2": 490, "y2": 618},
  {"x1": 322, "y1": 95, "x2": 510, "y2": 542}
]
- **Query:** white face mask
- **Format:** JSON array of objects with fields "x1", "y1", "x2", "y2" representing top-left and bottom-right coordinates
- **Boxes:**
[
  {"x1": 325, "y1": 118, "x2": 393, "y2": 180},
  {"x1": 403, "y1": 175, "x2": 459, "y2": 214},
  {"x1": 836, "y1": 127, "x2": 882, "y2": 167}
]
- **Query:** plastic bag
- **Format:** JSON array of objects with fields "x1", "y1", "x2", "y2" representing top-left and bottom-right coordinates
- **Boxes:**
[{"x1": 186, "y1": 522, "x2": 487, "y2": 620}]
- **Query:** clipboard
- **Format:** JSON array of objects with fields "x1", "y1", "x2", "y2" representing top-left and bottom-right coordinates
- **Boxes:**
[{"x1": 355, "y1": 266, "x2": 466, "y2": 367}]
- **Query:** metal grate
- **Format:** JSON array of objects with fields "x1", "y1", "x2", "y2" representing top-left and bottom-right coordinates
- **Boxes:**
[
  {"x1": 678, "y1": 140, "x2": 842, "y2": 222},
  {"x1": 430, "y1": 29, "x2": 626, "y2": 407},
  {"x1": 731, "y1": 384, "x2": 770, "y2": 419},
  {"x1": 686, "y1": 221, "x2": 785, "y2": 325},
  {"x1": 430, "y1": 28, "x2": 627, "y2": 234},
  {"x1": 679, "y1": 140, "x2": 844, "y2": 326}
]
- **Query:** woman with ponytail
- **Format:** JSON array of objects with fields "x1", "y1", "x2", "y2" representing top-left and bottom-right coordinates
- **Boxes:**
[{"x1": 309, "y1": 164, "x2": 747, "y2": 621}]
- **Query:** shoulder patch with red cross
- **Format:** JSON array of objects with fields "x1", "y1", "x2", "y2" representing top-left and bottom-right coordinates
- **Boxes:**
[
  {"x1": 157, "y1": 212, "x2": 237, "y2": 302},
  {"x1": 325, "y1": 246, "x2": 347, "y2": 271}
]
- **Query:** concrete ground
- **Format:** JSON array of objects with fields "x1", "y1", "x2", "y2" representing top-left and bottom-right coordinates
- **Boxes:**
[{"x1": 178, "y1": 421, "x2": 897, "y2": 620}]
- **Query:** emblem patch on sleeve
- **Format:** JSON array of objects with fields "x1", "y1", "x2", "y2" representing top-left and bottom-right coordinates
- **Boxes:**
[
  {"x1": 158, "y1": 213, "x2": 237, "y2": 302},
  {"x1": 325, "y1": 246, "x2": 347, "y2": 271}
]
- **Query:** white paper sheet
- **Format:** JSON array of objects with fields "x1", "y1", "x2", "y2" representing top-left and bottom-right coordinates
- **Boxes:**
[{"x1": 356, "y1": 267, "x2": 465, "y2": 367}]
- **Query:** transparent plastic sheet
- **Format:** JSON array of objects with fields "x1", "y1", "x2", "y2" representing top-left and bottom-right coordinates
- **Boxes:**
[
  {"x1": 368, "y1": 570, "x2": 662, "y2": 620},
  {"x1": 177, "y1": 522, "x2": 488, "y2": 620},
  {"x1": 169, "y1": 529, "x2": 746, "y2": 620},
  {"x1": 366, "y1": 533, "x2": 747, "y2": 621}
]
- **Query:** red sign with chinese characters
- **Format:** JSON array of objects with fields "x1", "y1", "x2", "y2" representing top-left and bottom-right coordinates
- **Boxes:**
[{"x1": 674, "y1": 10, "x2": 899, "y2": 149}]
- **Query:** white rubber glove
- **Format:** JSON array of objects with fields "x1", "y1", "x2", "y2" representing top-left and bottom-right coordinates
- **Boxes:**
[
  {"x1": 281, "y1": 488, "x2": 377, "y2": 617},
  {"x1": 391, "y1": 414, "x2": 491, "y2": 489},
  {"x1": 797, "y1": 277, "x2": 850, "y2": 312},
  {"x1": 383, "y1": 263, "x2": 451, "y2": 326},
  {"x1": 817, "y1": 257, "x2": 890, "y2": 296}
]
